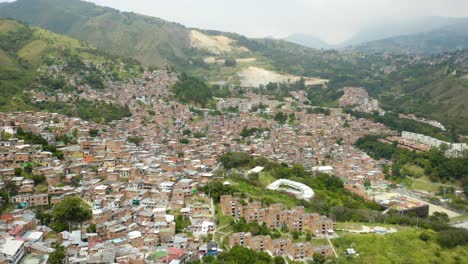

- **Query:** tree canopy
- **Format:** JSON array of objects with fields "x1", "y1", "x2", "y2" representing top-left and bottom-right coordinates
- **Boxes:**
[{"x1": 53, "y1": 196, "x2": 91, "y2": 231}]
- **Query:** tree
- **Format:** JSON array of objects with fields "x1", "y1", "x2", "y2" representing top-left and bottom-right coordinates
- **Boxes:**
[
  {"x1": 274, "y1": 112, "x2": 288, "y2": 124},
  {"x1": 225, "y1": 57, "x2": 237, "y2": 67},
  {"x1": 419, "y1": 232, "x2": 431, "y2": 242},
  {"x1": 127, "y1": 136, "x2": 144, "y2": 146},
  {"x1": 89, "y1": 129, "x2": 99, "y2": 137},
  {"x1": 173, "y1": 74, "x2": 212, "y2": 107},
  {"x1": 182, "y1": 129, "x2": 191, "y2": 136},
  {"x1": 53, "y1": 196, "x2": 91, "y2": 231},
  {"x1": 32, "y1": 174, "x2": 46, "y2": 185},
  {"x1": 429, "y1": 212, "x2": 449, "y2": 224},
  {"x1": 49, "y1": 245, "x2": 66, "y2": 264},
  {"x1": 14, "y1": 167, "x2": 22, "y2": 176},
  {"x1": 364, "y1": 179, "x2": 371, "y2": 189},
  {"x1": 86, "y1": 223, "x2": 97, "y2": 233},
  {"x1": 200, "y1": 181, "x2": 233, "y2": 202},
  {"x1": 312, "y1": 253, "x2": 326, "y2": 264},
  {"x1": 292, "y1": 230, "x2": 300, "y2": 240},
  {"x1": 437, "y1": 228, "x2": 468, "y2": 248},
  {"x1": 274, "y1": 256, "x2": 286, "y2": 264},
  {"x1": 217, "y1": 246, "x2": 272, "y2": 264},
  {"x1": 35, "y1": 208, "x2": 52, "y2": 226},
  {"x1": 219, "y1": 152, "x2": 251, "y2": 169},
  {"x1": 175, "y1": 215, "x2": 190, "y2": 233}
]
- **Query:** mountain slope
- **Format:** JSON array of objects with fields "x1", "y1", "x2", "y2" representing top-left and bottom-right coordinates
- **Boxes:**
[
  {"x1": 0, "y1": 0, "x2": 192, "y2": 68},
  {"x1": 382, "y1": 76, "x2": 468, "y2": 134},
  {"x1": 344, "y1": 16, "x2": 466, "y2": 46},
  {"x1": 0, "y1": 0, "x2": 370, "y2": 83},
  {"x1": 283, "y1": 34, "x2": 331, "y2": 49},
  {"x1": 350, "y1": 20, "x2": 468, "y2": 54},
  {"x1": 0, "y1": 19, "x2": 138, "y2": 121}
]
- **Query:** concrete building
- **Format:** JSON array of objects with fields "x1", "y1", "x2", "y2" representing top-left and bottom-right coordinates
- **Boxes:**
[{"x1": 0, "y1": 239, "x2": 25, "y2": 264}]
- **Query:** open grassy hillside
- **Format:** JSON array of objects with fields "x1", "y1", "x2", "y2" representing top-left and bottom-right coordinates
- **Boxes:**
[
  {"x1": 333, "y1": 228, "x2": 468, "y2": 264},
  {"x1": 0, "y1": 0, "x2": 192, "y2": 67},
  {"x1": 0, "y1": 19, "x2": 139, "y2": 122},
  {"x1": 0, "y1": 0, "x2": 376, "y2": 83}
]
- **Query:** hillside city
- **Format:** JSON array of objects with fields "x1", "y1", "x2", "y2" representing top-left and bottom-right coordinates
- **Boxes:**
[{"x1": 0, "y1": 1, "x2": 468, "y2": 264}]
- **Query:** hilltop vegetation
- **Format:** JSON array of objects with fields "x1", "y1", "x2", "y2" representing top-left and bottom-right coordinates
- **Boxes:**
[
  {"x1": 173, "y1": 73, "x2": 213, "y2": 107},
  {"x1": 0, "y1": 19, "x2": 137, "y2": 122},
  {"x1": 381, "y1": 76, "x2": 468, "y2": 135},
  {"x1": 0, "y1": 0, "x2": 192, "y2": 67},
  {"x1": 0, "y1": 0, "x2": 378, "y2": 81}
]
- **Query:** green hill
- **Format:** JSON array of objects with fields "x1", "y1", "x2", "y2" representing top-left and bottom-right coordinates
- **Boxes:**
[
  {"x1": 0, "y1": 0, "x2": 193, "y2": 68},
  {"x1": 0, "y1": 0, "x2": 378, "y2": 82},
  {"x1": 1, "y1": 1, "x2": 467, "y2": 135},
  {"x1": 0, "y1": 19, "x2": 138, "y2": 122},
  {"x1": 382, "y1": 76, "x2": 468, "y2": 134},
  {"x1": 351, "y1": 20, "x2": 468, "y2": 54}
]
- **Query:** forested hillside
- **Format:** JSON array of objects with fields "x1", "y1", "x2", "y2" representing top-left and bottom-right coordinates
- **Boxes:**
[
  {"x1": 351, "y1": 20, "x2": 468, "y2": 54},
  {"x1": 0, "y1": 19, "x2": 139, "y2": 122},
  {"x1": 0, "y1": 0, "x2": 192, "y2": 68}
]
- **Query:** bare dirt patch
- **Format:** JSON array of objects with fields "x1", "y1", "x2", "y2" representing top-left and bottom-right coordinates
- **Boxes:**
[
  {"x1": 190, "y1": 30, "x2": 249, "y2": 55},
  {"x1": 237, "y1": 66, "x2": 328, "y2": 87},
  {"x1": 236, "y1": 58, "x2": 256, "y2": 63}
]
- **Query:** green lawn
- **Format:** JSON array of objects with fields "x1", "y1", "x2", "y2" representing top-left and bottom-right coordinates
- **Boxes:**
[
  {"x1": 405, "y1": 176, "x2": 459, "y2": 193},
  {"x1": 332, "y1": 228, "x2": 468, "y2": 264},
  {"x1": 258, "y1": 172, "x2": 276, "y2": 186},
  {"x1": 0, "y1": 19, "x2": 22, "y2": 32},
  {"x1": 227, "y1": 175, "x2": 306, "y2": 210},
  {"x1": 18, "y1": 39, "x2": 48, "y2": 65}
]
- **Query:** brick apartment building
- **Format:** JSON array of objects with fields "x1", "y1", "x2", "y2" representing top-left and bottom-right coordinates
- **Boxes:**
[
  {"x1": 229, "y1": 232, "x2": 333, "y2": 261},
  {"x1": 220, "y1": 195, "x2": 334, "y2": 236}
]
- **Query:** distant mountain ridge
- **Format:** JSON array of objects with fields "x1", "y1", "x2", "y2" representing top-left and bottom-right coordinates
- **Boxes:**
[
  {"x1": 283, "y1": 34, "x2": 331, "y2": 49},
  {"x1": 344, "y1": 16, "x2": 466, "y2": 46},
  {"x1": 349, "y1": 19, "x2": 468, "y2": 54},
  {"x1": 285, "y1": 16, "x2": 468, "y2": 52}
]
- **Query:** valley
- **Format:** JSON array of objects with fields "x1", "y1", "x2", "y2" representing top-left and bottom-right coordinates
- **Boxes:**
[{"x1": 0, "y1": 1, "x2": 467, "y2": 264}]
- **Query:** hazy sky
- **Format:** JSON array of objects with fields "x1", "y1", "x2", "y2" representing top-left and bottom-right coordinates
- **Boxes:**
[{"x1": 3, "y1": 0, "x2": 468, "y2": 44}]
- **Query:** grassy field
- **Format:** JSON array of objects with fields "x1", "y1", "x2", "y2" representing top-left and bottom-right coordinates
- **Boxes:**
[
  {"x1": 0, "y1": 19, "x2": 20, "y2": 32},
  {"x1": 404, "y1": 176, "x2": 459, "y2": 193},
  {"x1": 226, "y1": 175, "x2": 307, "y2": 210},
  {"x1": 18, "y1": 39, "x2": 48, "y2": 65},
  {"x1": 0, "y1": 49, "x2": 17, "y2": 69},
  {"x1": 258, "y1": 172, "x2": 276, "y2": 186},
  {"x1": 332, "y1": 228, "x2": 468, "y2": 264}
]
